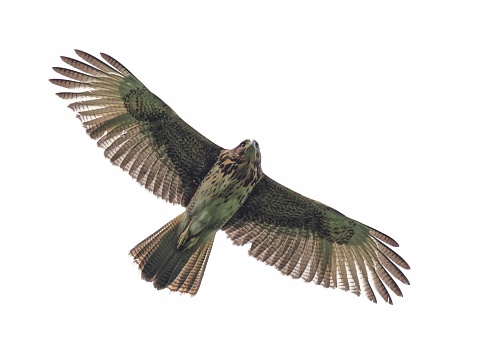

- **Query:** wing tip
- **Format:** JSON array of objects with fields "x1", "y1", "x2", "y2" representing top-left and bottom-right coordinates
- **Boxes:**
[
  {"x1": 74, "y1": 49, "x2": 87, "y2": 57},
  {"x1": 370, "y1": 228, "x2": 400, "y2": 247}
]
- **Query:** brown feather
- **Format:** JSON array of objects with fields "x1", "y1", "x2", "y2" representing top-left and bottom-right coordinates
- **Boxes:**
[
  {"x1": 52, "y1": 50, "x2": 222, "y2": 207},
  {"x1": 224, "y1": 175, "x2": 410, "y2": 304},
  {"x1": 52, "y1": 51, "x2": 410, "y2": 303}
]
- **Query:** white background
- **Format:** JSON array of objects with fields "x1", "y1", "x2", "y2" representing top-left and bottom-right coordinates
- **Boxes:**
[{"x1": 2, "y1": 1, "x2": 478, "y2": 358}]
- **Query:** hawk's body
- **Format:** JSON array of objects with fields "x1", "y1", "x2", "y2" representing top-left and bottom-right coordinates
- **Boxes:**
[{"x1": 51, "y1": 50, "x2": 410, "y2": 304}]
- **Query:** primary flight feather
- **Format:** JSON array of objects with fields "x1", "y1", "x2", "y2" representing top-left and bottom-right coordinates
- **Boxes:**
[{"x1": 51, "y1": 50, "x2": 410, "y2": 304}]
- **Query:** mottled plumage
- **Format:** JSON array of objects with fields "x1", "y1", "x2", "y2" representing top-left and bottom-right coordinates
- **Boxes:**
[{"x1": 51, "y1": 50, "x2": 410, "y2": 303}]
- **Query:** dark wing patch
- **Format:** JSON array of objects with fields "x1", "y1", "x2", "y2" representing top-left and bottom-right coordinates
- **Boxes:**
[
  {"x1": 51, "y1": 50, "x2": 222, "y2": 207},
  {"x1": 223, "y1": 175, "x2": 410, "y2": 304}
]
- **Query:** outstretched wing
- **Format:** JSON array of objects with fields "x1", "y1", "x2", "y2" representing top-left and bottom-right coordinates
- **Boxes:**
[
  {"x1": 223, "y1": 175, "x2": 410, "y2": 304},
  {"x1": 51, "y1": 50, "x2": 222, "y2": 207}
]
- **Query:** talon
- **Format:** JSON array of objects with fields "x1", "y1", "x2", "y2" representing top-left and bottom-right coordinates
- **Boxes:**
[
  {"x1": 177, "y1": 229, "x2": 198, "y2": 251},
  {"x1": 177, "y1": 229, "x2": 188, "y2": 250}
]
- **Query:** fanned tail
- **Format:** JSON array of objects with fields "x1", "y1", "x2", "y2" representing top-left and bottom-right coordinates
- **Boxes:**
[{"x1": 129, "y1": 213, "x2": 215, "y2": 295}]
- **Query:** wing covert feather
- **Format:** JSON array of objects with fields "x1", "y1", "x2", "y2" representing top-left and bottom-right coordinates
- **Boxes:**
[
  {"x1": 224, "y1": 175, "x2": 410, "y2": 304},
  {"x1": 51, "y1": 50, "x2": 222, "y2": 206}
]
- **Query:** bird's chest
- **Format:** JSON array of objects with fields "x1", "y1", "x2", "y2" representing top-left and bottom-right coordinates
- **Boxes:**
[{"x1": 187, "y1": 164, "x2": 255, "y2": 231}]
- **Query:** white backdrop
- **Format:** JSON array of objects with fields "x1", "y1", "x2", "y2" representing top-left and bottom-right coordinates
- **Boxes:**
[{"x1": 2, "y1": 1, "x2": 478, "y2": 358}]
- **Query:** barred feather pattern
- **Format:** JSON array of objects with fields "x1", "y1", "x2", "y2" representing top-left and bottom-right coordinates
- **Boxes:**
[
  {"x1": 225, "y1": 216, "x2": 410, "y2": 304},
  {"x1": 167, "y1": 240, "x2": 214, "y2": 294},
  {"x1": 51, "y1": 50, "x2": 190, "y2": 206}
]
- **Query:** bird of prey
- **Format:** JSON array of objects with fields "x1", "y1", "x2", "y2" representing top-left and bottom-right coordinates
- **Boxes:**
[{"x1": 51, "y1": 50, "x2": 410, "y2": 304}]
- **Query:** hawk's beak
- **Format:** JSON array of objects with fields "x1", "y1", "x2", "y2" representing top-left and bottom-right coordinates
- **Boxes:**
[{"x1": 245, "y1": 140, "x2": 259, "y2": 161}]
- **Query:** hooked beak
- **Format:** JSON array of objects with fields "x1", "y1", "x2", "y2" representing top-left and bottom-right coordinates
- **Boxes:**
[{"x1": 245, "y1": 139, "x2": 259, "y2": 161}]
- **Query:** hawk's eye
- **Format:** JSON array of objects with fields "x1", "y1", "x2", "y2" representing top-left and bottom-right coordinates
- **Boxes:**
[{"x1": 239, "y1": 141, "x2": 246, "y2": 147}]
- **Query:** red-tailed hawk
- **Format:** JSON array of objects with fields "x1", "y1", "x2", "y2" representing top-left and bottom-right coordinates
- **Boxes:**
[{"x1": 51, "y1": 50, "x2": 410, "y2": 304}]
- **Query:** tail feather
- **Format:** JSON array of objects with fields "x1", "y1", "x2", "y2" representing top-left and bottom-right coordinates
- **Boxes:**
[
  {"x1": 169, "y1": 238, "x2": 214, "y2": 294},
  {"x1": 130, "y1": 214, "x2": 182, "y2": 280},
  {"x1": 129, "y1": 213, "x2": 214, "y2": 295}
]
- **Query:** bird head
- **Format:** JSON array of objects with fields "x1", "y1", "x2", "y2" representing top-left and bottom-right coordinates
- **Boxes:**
[
  {"x1": 234, "y1": 139, "x2": 261, "y2": 166},
  {"x1": 217, "y1": 140, "x2": 262, "y2": 181}
]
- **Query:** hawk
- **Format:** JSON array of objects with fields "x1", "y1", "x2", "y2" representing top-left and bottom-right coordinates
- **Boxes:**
[{"x1": 51, "y1": 50, "x2": 410, "y2": 304}]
